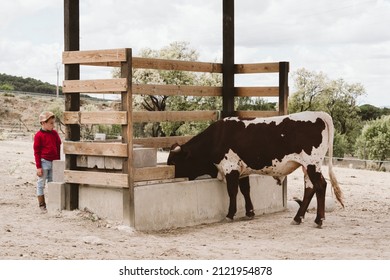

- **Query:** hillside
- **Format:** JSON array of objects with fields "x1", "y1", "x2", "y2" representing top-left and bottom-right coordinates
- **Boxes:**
[
  {"x1": 0, "y1": 73, "x2": 61, "y2": 95},
  {"x1": 0, "y1": 92, "x2": 119, "y2": 139}
]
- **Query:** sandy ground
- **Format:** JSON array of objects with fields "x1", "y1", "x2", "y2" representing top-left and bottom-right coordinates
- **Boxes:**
[{"x1": 1, "y1": 137, "x2": 389, "y2": 260}]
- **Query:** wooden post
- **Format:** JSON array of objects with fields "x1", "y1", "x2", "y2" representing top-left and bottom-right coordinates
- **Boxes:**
[
  {"x1": 222, "y1": 0, "x2": 235, "y2": 118},
  {"x1": 278, "y1": 61, "x2": 289, "y2": 115},
  {"x1": 121, "y1": 49, "x2": 135, "y2": 227},
  {"x1": 64, "y1": 0, "x2": 80, "y2": 210},
  {"x1": 278, "y1": 61, "x2": 289, "y2": 208}
]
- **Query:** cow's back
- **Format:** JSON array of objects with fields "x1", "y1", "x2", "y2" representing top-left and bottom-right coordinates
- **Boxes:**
[{"x1": 213, "y1": 112, "x2": 331, "y2": 178}]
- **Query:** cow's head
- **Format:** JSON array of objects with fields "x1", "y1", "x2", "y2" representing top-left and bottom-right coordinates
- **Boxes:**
[{"x1": 167, "y1": 143, "x2": 218, "y2": 180}]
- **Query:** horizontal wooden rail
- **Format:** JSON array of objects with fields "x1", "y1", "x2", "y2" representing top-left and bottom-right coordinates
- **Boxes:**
[
  {"x1": 64, "y1": 170, "x2": 128, "y2": 188},
  {"x1": 133, "y1": 110, "x2": 219, "y2": 123},
  {"x1": 236, "y1": 110, "x2": 279, "y2": 118},
  {"x1": 64, "y1": 111, "x2": 127, "y2": 125},
  {"x1": 133, "y1": 57, "x2": 222, "y2": 73},
  {"x1": 63, "y1": 78, "x2": 127, "y2": 93},
  {"x1": 133, "y1": 84, "x2": 222, "y2": 97},
  {"x1": 64, "y1": 142, "x2": 128, "y2": 157},
  {"x1": 134, "y1": 136, "x2": 193, "y2": 148},
  {"x1": 235, "y1": 86, "x2": 279, "y2": 97},
  {"x1": 64, "y1": 165, "x2": 175, "y2": 187},
  {"x1": 235, "y1": 62, "x2": 280, "y2": 74},
  {"x1": 134, "y1": 165, "x2": 175, "y2": 182},
  {"x1": 62, "y1": 49, "x2": 127, "y2": 65}
]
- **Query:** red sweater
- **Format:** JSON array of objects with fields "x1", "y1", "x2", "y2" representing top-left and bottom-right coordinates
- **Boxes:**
[{"x1": 33, "y1": 129, "x2": 62, "y2": 169}]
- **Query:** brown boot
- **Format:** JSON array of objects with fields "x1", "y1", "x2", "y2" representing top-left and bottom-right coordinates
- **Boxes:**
[{"x1": 38, "y1": 195, "x2": 47, "y2": 212}]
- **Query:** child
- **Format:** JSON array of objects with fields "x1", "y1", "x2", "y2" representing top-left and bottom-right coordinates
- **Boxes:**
[{"x1": 33, "y1": 111, "x2": 62, "y2": 212}]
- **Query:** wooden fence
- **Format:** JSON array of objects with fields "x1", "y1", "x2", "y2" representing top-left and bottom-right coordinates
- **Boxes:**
[{"x1": 62, "y1": 48, "x2": 289, "y2": 225}]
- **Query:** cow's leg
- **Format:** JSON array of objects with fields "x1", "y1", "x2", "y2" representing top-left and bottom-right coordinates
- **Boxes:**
[
  {"x1": 292, "y1": 166, "x2": 315, "y2": 225},
  {"x1": 306, "y1": 165, "x2": 327, "y2": 228},
  {"x1": 292, "y1": 181, "x2": 315, "y2": 225},
  {"x1": 225, "y1": 170, "x2": 240, "y2": 220},
  {"x1": 239, "y1": 176, "x2": 255, "y2": 218}
]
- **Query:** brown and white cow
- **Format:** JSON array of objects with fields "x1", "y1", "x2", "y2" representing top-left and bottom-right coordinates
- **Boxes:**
[{"x1": 167, "y1": 111, "x2": 344, "y2": 227}]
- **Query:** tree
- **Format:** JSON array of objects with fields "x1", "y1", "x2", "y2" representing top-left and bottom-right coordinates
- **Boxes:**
[
  {"x1": 355, "y1": 115, "x2": 390, "y2": 166},
  {"x1": 289, "y1": 68, "x2": 366, "y2": 156},
  {"x1": 113, "y1": 41, "x2": 223, "y2": 137}
]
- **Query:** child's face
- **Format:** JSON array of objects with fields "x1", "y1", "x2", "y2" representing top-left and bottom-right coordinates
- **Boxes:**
[{"x1": 41, "y1": 117, "x2": 55, "y2": 131}]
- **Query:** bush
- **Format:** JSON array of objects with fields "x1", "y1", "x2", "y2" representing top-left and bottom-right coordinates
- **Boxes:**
[
  {"x1": 356, "y1": 116, "x2": 390, "y2": 162},
  {"x1": 333, "y1": 132, "x2": 348, "y2": 158}
]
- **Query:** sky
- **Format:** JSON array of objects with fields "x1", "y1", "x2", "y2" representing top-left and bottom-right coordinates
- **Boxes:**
[{"x1": 0, "y1": 0, "x2": 389, "y2": 107}]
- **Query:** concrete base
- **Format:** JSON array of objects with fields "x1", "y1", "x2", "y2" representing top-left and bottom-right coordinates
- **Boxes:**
[
  {"x1": 78, "y1": 175, "x2": 285, "y2": 231},
  {"x1": 49, "y1": 160, "x2": 286, "y2": 231},
  {"x1": 47, "y1": 182, "x2": 66, "y2": 213}
]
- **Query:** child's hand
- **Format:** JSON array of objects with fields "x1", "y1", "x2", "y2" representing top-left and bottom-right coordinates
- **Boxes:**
[{"x1": 36, "y1": 168, "x2": 43, "y2": 177}]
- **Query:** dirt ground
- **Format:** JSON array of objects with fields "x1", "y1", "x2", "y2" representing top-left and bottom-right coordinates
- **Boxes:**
[{"x1": 0, "y1": 136, "x2": 389, "y2": 260}]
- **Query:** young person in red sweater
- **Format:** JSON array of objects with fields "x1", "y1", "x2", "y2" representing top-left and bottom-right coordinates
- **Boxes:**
[{"x1": 33, "y1": 111, "x2": 62, "y2": 212}]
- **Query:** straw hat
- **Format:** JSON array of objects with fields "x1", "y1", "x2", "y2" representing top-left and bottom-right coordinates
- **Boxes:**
[{"x1": 39, "y1": 111, "x2": 55, "y2": 123}]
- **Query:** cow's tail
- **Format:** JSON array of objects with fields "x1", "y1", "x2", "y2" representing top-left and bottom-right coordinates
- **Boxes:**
[{"x1": 325, "y1": 113, "x2": 344, "y2": 208}]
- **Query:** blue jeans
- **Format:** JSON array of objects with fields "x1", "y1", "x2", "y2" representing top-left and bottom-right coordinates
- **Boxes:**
[{"x1": 37, "y1": 159, "x2": 53, "y2": 196}]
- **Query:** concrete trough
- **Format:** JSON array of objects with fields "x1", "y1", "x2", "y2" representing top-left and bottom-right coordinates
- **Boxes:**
[{"x1": 48, "y1": 158, "x2": 286, "y2": 231}]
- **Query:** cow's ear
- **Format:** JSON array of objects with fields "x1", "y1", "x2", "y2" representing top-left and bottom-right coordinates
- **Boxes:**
[{"x1": 170, "y1": 143, "x2": 181, "y2": 153}]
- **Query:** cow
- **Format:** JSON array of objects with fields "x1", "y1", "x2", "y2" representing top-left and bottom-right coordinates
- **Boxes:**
[{"x1": 167, "y1": 111, "x2": 344, "y2": 227}]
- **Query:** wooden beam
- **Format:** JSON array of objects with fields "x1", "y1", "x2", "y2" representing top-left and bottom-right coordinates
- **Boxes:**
[
  {"x1": 63, "y1": 142, "x2": 128, "y2": 157},
  {"x1": 64, "y1": 0, "x2": 80, "y2": 210},
  {"x1": 63, "y1": 78, "x2": 127, "y2": 93},
  {"x1": 235, "y1": 63, "x2": 280, "y2": 74},
  {"x1": 236, "y1": 110, "x2": 279, "y2": 118},
  {"x1": 132, "y1": 57, "x2": 222, "y2": 73},
  {"x1": 222, "y1": 0, "x2": 235, "y2": 118},
  {"x1": 121, "y1": 48, "x2": 135, "y2": 227},
  {"x1": 133, "y1": 84, "x2": 222, "y2": 97},
  {"x1": 278, "y1": 62, "x2": 289, "y2": 115},
  {"x1": 235, "y1": 87, "x2": 279, "y2": 97},
  {"x1": 63, "y1": 111, "x2": 127, "y2": 125},
  {"x1": 62, "y1": 49, "x2": 127, "y2": 65},
  {"x1": 64, "y1": 170, "x2": 128, "y2": 188},
  {"x1": 134, "y1": 165, "x2": 175, "y2": 182},
  {"x1": 133, "y1": 136, "x2": 193, "y2": 149},
  {"x1": 133, "y1": 110, "x2": 219, "y2": 123}
]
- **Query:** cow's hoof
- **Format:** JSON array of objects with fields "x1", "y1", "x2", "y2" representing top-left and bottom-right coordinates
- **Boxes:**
[
  {"x1": 292, "y1": 216, "x2": 303, "y2": 225},
  {"x1": 225, "y1": 217, "x2": 234, "y2": 222},
  {"x1": 246, "y1": 210, "x2": 255, "y2": 219},
  {"x1": 315, "y1": 218, "x2": 324, "y2": 228}
]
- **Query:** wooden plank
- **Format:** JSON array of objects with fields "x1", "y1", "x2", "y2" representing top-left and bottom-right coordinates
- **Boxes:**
[
  {"x1": 63, "y1": 111, "x2": 127, "y2": 125},
  {"x1": 133, "y1": 136, "x2": 193, "y2": 149},
  {"x1": 235, "y1": 62, "x2": 280, "y2": 74},
  {"x1": 134, "y1": 165, "x2": 175, "y2": 182},
  {"x1": 132, "y1": 57, "x2": 222, "y2": 73},
  {"x1": 133, "y1": 84, "x2": 222, "y2": 97},
  {"x1": 64, "y1": 142, "x2": 128, "y2": 157},
  {"x1": 236, "y1": 110, "x2": 279, "y2": 118},
  {"x1": 63, "y1": 78, "x2": 127, "y2": 93},
  {"x1": 235, "y1": 86, "x2": 279, "y2": 97},
  {"x1": 62, "y1": 49, "x2": 127, "y2": 65},
  {"x1": 133, "y1": 110, "x2": 219, "y2": 123},
  {"x1": 64, "y1": 170, "x2": 128, "y2": 188}
]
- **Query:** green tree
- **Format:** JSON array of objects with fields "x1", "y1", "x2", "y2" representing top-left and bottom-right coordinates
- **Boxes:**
[
  {"x1": 289, "y1": 68, "x2": 366, "y2": 156},
  {"x1": 356, "y1": 116, "x2": 390, "y2": 166}
]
